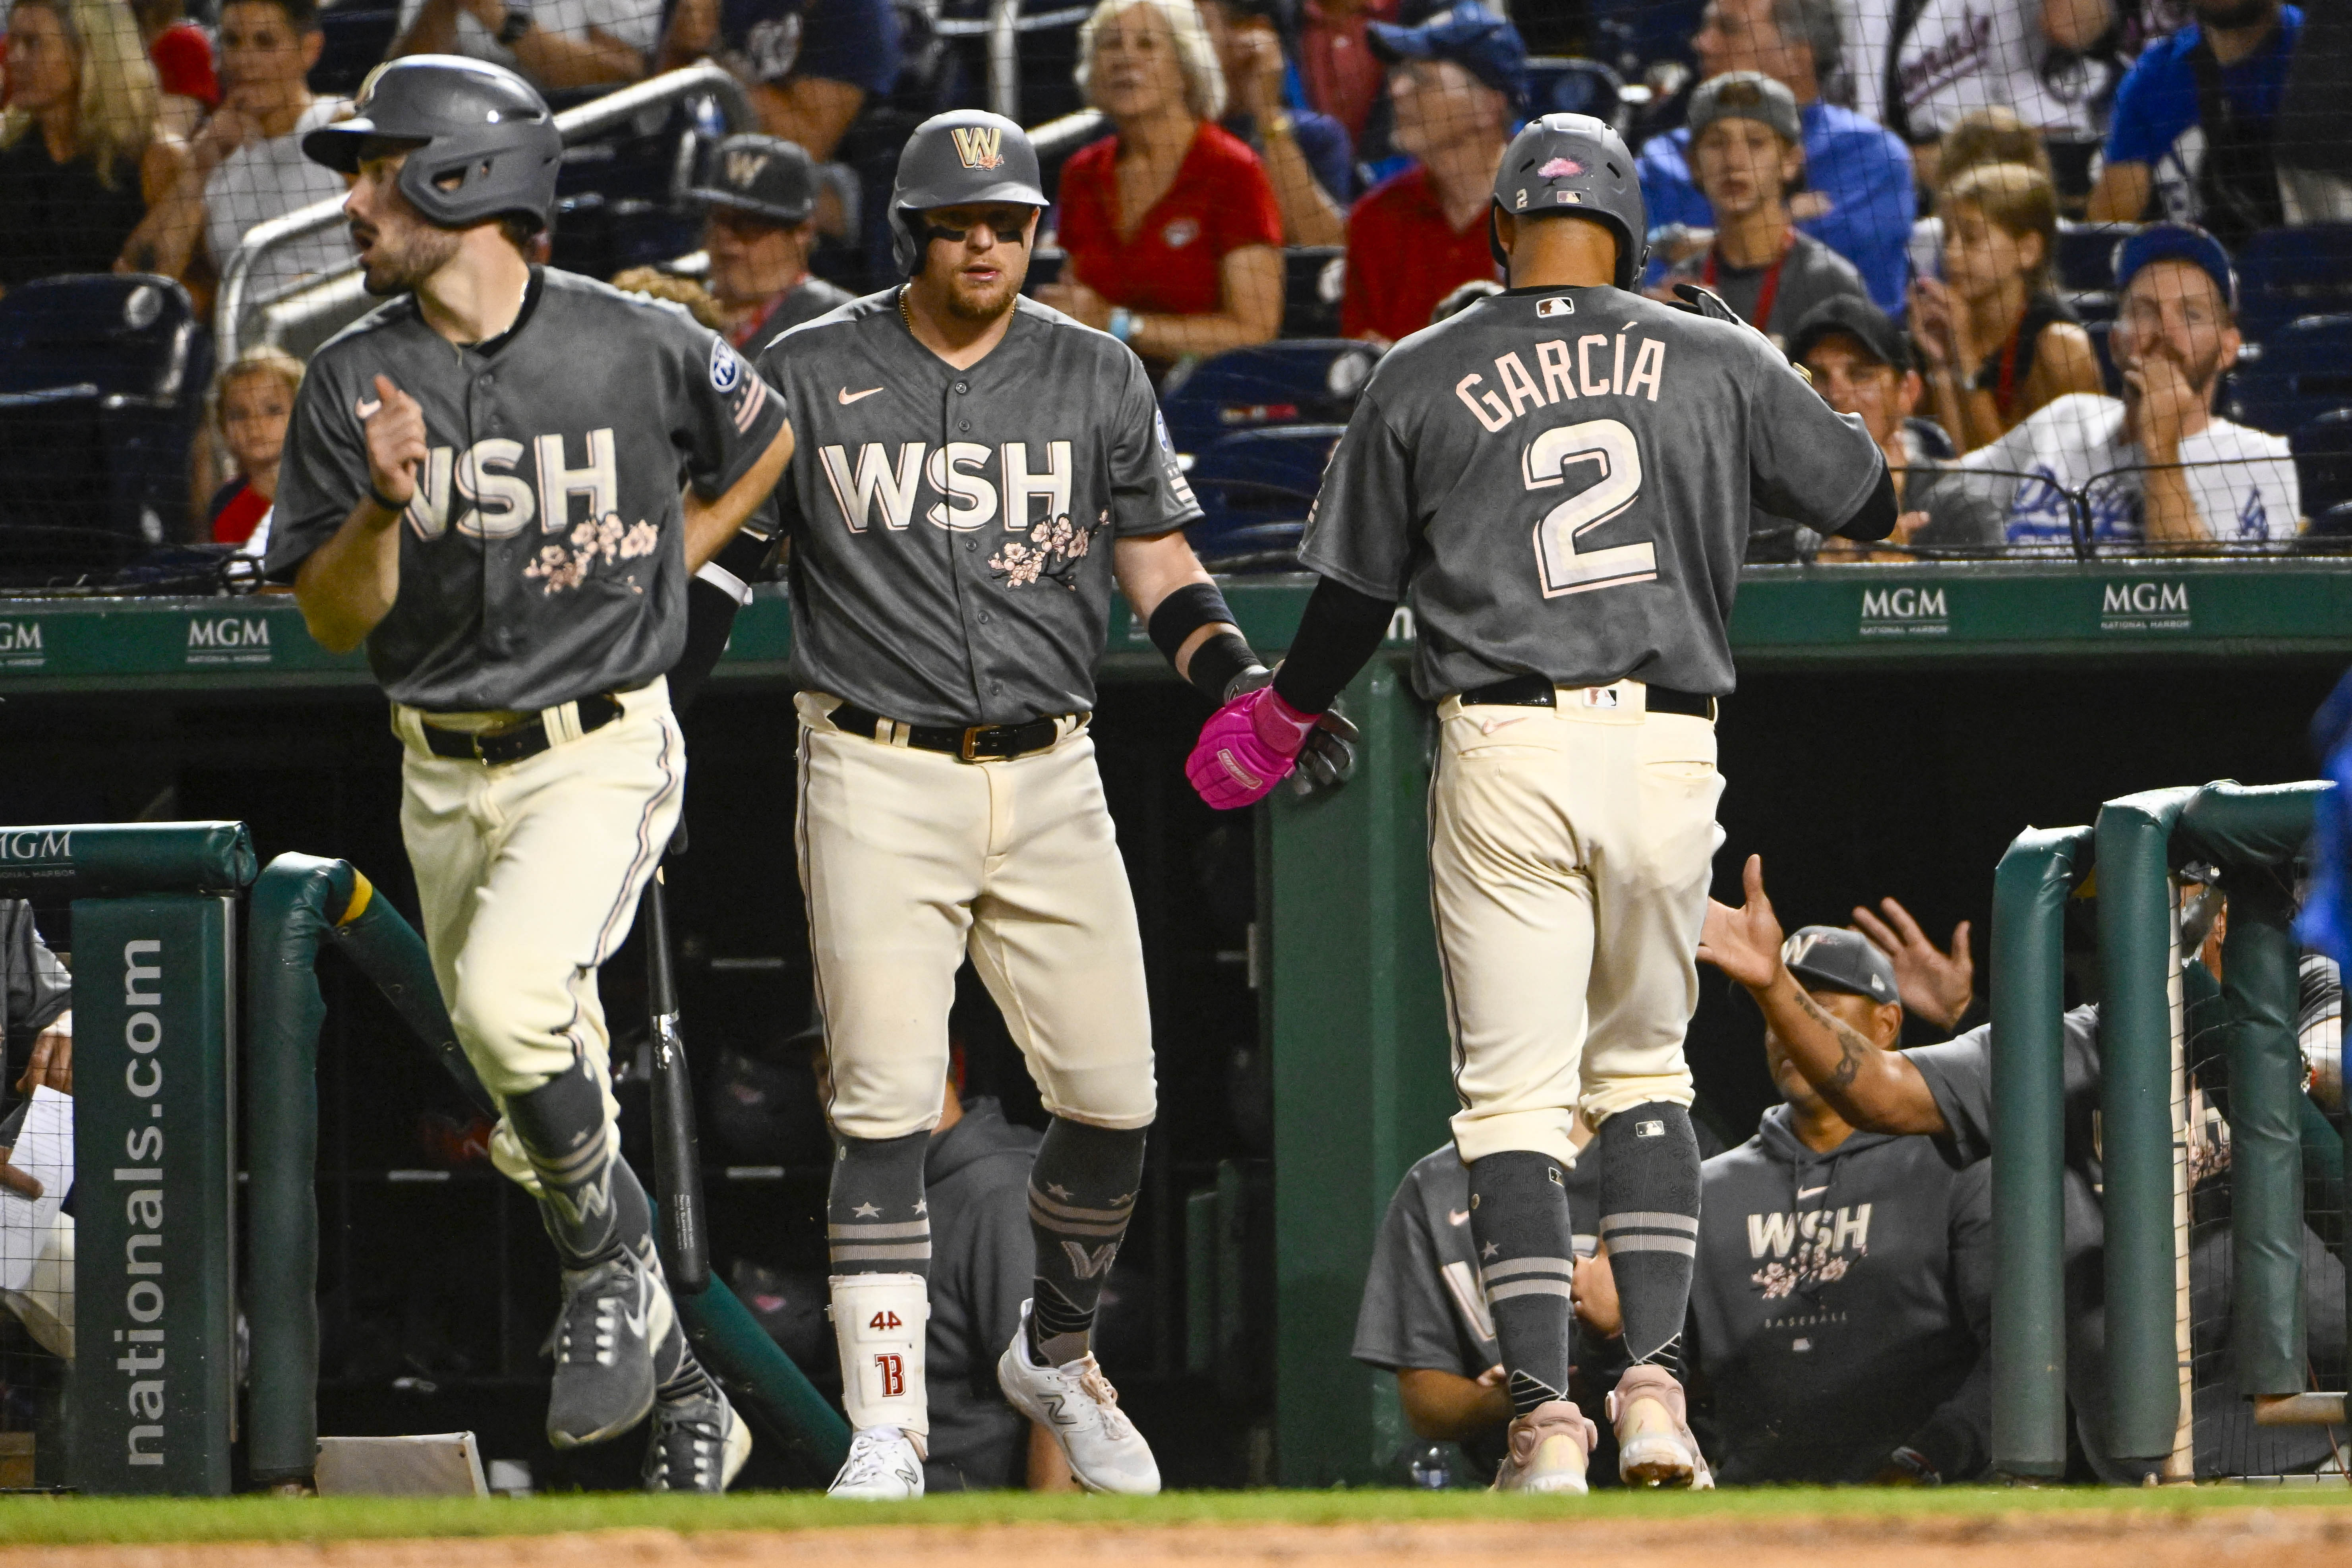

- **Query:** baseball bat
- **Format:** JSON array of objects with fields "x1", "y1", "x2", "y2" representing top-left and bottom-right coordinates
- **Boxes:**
[{"x1": 643, "y1": 829, "x2": 712, "y2": 1294}]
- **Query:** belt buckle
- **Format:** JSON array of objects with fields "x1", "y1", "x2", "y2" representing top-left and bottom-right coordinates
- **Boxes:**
[
  {"x1": 959, "y1": 723, "x2": 989, "y2": 762},
  {"x1": 470, "y1": 732, "x2": 493, "y2": 764}
]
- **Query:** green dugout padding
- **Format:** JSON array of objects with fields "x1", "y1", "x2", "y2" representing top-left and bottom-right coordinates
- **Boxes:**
[
  {"x1": 242, "y1": 851, "x2": 850, "y2": 1485},
  {"x1": 0, "y1": 820, "x2": 255, "y2": 899}
]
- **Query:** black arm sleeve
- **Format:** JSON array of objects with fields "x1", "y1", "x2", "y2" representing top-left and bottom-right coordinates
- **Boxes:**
[
  {"x1": 1271, "y1": 575, "x2": 1395, "y2": 715},
  {"x1": 1830, "y1": 458, "x2": 1899, "y2": 542}
]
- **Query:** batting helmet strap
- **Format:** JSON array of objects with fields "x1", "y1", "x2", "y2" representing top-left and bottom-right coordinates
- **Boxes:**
[
  {"x1": 888, "y1": 109, "x2": 1048, "y2": 276},
  {"x1": 1489, "y1": 112, "x2": 1649, "y2": 290},
  {"x1": 303, "y1": 55, "x2": 563, "y2": 232}
]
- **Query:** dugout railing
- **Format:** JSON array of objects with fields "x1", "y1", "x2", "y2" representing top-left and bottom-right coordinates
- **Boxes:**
[{"x1": 1990, "y1": 780, "x2": 2345, "y2": 1480}]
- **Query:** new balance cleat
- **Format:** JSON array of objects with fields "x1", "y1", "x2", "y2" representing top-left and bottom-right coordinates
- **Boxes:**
[
  {"x1": 997, "y1": 1299, "x2": 1160, "y2": 1495},
  {"x1": 1491, "y1": 1399, "x2": 1596, "y2": 1495},
  {"x1": 827, "y1": 1425, "x2": 925, "y2": 1500}
]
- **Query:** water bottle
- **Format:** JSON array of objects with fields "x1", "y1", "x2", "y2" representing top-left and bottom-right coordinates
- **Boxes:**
[{"x1": 1408, "y1": 1443, "x2": 1452, "y2": 1489}]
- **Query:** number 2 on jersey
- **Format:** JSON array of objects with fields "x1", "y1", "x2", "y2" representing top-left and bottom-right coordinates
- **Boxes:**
[{"x1": 1523, "y1": 418, "x2": 1656, "y2": 598}]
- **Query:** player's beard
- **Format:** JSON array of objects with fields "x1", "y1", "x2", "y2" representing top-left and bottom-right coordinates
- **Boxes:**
[
  {"x1": 941, "y1": 263, "x2": 1023, "y2": 322},
  {"x1": 355, "y1": 217, "x2": 463, "y2": 297}
]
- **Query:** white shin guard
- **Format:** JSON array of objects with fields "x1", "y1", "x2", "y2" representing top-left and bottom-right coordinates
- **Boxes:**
[{"x1": 828, "y1": 1273, "x2": 930, "y2": 1441}]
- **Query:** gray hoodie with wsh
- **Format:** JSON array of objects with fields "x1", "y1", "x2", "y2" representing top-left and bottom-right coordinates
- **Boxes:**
[{"x1": 1687, "y1": 1104, "x2": 1994, "y2": 1483}]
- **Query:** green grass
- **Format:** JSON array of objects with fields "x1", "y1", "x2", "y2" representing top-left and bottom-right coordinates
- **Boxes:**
[{"x1": 2, "y1": 1485, "x2": 2349, "y2": 1546}]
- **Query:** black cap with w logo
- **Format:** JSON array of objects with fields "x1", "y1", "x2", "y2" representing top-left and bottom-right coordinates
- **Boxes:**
[
  {"x1": 888, "y1": 109, "x2": 1048, "y2": 276},
  {"x1": 686, "y1": 133, "x2": 818, "y2": 227}
]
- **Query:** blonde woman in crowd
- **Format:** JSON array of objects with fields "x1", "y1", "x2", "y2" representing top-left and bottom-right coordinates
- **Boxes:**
[
  {"x1": 0, "y1": 0, "x2": 191, "y2": 289},
  {"x1": 1910, "y1": 160, "x2": 2103, "y2": 452}
]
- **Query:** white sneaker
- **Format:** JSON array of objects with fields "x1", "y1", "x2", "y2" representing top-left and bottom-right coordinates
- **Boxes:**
[
  {"x1": 996, "y1": 1300, "x2": 1161, "y2": 1495},
  {"x1": 1609, "y1": 1365, "x2": 1714, "y2": 1489},
  {"x1": 1491, "y1": 1399, "x2": 1596, "y2": 1495},
  {"x1": 827, "y1": 1425, "x2": 925, "y2": 1500}
]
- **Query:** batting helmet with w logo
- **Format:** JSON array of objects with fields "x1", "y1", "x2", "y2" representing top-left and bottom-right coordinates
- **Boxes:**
[{"x1": 888, "y1": 110, "x2": 1048, "y2": 276}]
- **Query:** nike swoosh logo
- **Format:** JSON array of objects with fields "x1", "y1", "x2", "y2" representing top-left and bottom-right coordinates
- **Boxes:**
[
  {"x1": 355, "y1": 397, "x2": 382, "y2": 420},
  {"x1": 1797, "y1": 1186, "x2": 1828, "y2": 1199},
  {"x1": 838, "y1": 386, "x2": 882, "y2": 404},
  {"x1": 1447, "y1": 1209, "x2": 1471, "y2": 1227}
]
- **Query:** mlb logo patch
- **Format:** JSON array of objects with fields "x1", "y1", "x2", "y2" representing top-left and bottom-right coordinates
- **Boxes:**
[
  {"x1": 1554, "y1": 191, "x2": 1582, "y2": 204},
  {"x1": 1580, "y1": 684, "x2": 1621, "y2": 708},
  {"x1": 1536, "y1": 296, "x2": 1574, "y2": 319},
  {"x1": 709, "y1": 338, "x2": 743, "y2": 393}
]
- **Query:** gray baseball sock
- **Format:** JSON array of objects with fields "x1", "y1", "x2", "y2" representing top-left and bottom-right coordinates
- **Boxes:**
[
  {"x1": 506, "y1": 1053, "x2": 641, "y2": 1270},
  {"x1": 828, "y1": 1130, "x2": 933, "y2": 1281},
  {"x1": 1025, "y1": 1118, "x2": 1147, "y2": 1367},
  {"x1": 1466, "y1": 1150, "x2": 1579, "y2": 1417},
  {"x1": 1597, "y1": 1102, "x2": 1701, "y2": 1379}
]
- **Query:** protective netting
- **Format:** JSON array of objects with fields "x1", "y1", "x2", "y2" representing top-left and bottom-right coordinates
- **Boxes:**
[{"x1": 1, "y1": 0, "x2": 2346, "y2": 581}]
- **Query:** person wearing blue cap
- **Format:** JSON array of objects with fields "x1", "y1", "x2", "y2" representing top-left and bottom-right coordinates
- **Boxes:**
[
  {"x1": 1946, "y1": 222, "x2": 2300, "y2": 549},
  {"x1": 1339, "y1": 0, "x2": 1524, "y2": 344}
]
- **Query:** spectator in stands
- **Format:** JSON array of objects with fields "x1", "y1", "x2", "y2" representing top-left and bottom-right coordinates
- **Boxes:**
[
  {"x1": 1, "y1": 901, "x2": 72, "y2": 1104},
  {"x1": 0, "y1": 0, "x2": 193, "y2": 289},
  {"x1": 1337, "y1": 1, "x2": 1522, "y2": 347},
  {"x1": 609, "y1": 266, "x2": 728, "y2": 330},
  {"x1": 1296, "y1": 0, "x2": 1400, "y2": 148},
  {"x1": 1909, "y1": 162, "x2": 2102, "y2": 452},
  {"x1": 145, "y1": 0, "x2": 350, "y2": 300},
  {"x1": 1638, "y1": 0, "x2": 1914, "y2": 316},
  {"x1": 1673, "y1": 926, "x2": 1993, "y2": 1485},
  {"x1": 1652, "y1": 72, "x2": 1871, "y2": 342},
  {"x1": 1944, "y1": 224, "x2": 2299, "y2": 548},
  {"x1": 660, "y1": 0, "x2": 901, "y2": 163},
  {"x1": 1353, "y1": 1135, "x2": 1622, "y2": 1485},
  {"x1": 395, "y1": 0, "x2": 658, "y2": 89},
  {"x1": 1788, "y1": 296, "x2": 1971, "y2": 558},
  {"x1": 807, "y1": 1030, "x2": 1076, "y2": 1491},
  {"x1": 1903, "y1": 108, "x2": 2052, "y2": 290},
  {"x1": 1040, "y1": 0, "x2": 1283, "y2": 367},
  {"x1": 2274, "y1": 0, "x2": 2351, "y2": 223},
  {"x1": 1880, "y1": 0, "x2": 2112, "y2": 185},
  {"x1": 131, "y1": 0, "x2": 218, "y2": 136},
  {"x1": 2088, "y1": 0, "x2": 2302, "y2": 250},
  {"x1": 1203, "y1": 0, "x2": 1351, "y2": 247},
  {"x1": 1429, "y1": 275, "x2": 1501, "y2": 324},
  {"x1": 684, "y1": 132, "x2": 853, "y2": 348},
  {"x1": 199, "y1": 345, "x2": 302, "y2": 549}
]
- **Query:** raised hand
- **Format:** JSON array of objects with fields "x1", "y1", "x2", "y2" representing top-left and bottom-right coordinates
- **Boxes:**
[
  {"x1": 364, "y1": 374, "x2": 428, "y2": 508},
  {"x1": 1849, "y1": 897, "x2": 1973, "y2": 1032},
  {"x1": 1696, "y1": 853, "x2": 1785, "y2": 991}
]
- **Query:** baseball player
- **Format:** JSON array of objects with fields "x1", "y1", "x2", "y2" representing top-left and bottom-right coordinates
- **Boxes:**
[
  {"x1": 749, "y1": 108, "x2": 1349, "y2": 1500},
  {"x1": 264, "y1": 56, "x2": 793, "y2": 1492},
  {"x1": 1186, "y1": 112, "x2": 1897, "y2": 1494}
]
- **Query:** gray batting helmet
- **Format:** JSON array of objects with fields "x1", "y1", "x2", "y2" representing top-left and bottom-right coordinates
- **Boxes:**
[
  {"x1": 888, "y1": 109, "x2": 1048, "y2": 276},
  {"x1": 1490, "y1": 112, "x2": 1648, "y2": 290},
  {"x1": 303, "y1": 56, "x2": 563, "y2": 232}
]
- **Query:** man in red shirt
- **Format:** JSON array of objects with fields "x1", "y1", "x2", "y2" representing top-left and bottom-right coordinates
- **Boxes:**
[{"x1": 1339, "y1": 1, "x2": 1525, "y2": 346}]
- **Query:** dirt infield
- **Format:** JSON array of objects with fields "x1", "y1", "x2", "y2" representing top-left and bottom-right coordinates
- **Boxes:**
[{"x1": 15, "y1": 1508, "x2": 2352, "y2": 1568}]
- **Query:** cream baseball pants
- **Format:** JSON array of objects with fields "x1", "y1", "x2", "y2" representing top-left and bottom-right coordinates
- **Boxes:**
[
  {"x1": 393, "y1": 677, "x2": 685, "y2": 1195},
  {"x1": 1431, "y1": 680, "x2": 1723, "y2": 1166},
  {"x1": 794, "y1": 691, "x2": 1156, "y2": 1141}
]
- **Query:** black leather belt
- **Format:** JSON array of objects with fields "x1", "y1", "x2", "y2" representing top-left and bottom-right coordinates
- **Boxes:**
[
  {"x1": 1460, "y1": 673, "x2": 1716, "y2": 719},
  {"x1": 419, "y1": 692, "x2": 625, "y2": 766},
  {"x1": 829, "y1": 700, "x2": 1075, "y2": 762}
]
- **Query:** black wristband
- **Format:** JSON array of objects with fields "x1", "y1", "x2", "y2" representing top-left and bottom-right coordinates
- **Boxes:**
[
  {"x1": 366, "y1": 482, "x2": 408, "y2": 514},
  {"x1": 1146, "y1": 580, "x2": 1242, "y2": 663},
  {"x1": 1186, "y1": 631, "x2": 1263, "y2": 704}
]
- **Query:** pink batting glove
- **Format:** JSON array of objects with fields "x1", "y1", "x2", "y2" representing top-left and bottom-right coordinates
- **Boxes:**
[{"x1": 1186, "y1": 686, "x2": 1320, "y2": 810}]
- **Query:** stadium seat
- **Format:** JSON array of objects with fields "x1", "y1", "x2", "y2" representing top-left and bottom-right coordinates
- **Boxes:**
[
  {"x1": 1184, "y1": 425, "x2": 1346, "y2": 572},
  {"x1": 2055, "y1": 221, "x2": 2139, "y2": 292},
  {"x1": 2226, "y1": 314, "x2": 2352, "y2": 435},
  {"x1": 0, "y1": 275, "x2": 213, "y2": 577},
  {"x1": 1284, "y1": 247, "x2": 1346, "y2": 338},
  {"x1": 308, "y1": 5, "x2": 399, "y2": 97},
  {"x1": 2234, "y1": 223, "x2": 2352, "y2": 342},
  {"x1": 1523, "y1": 57, "x2": 1625, "y2": 132},
  {"x1": 2292, "y1": 408, "x2": 2352, "y2": 521},
  {"x1": 1160, "y1": 339, "x2": 1379, "y2": 456}
]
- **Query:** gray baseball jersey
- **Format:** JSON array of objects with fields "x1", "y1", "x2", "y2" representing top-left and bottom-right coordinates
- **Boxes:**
[
  {"x1": 754, "y1": 292, "x2": 1200, "y2": 727},
  {"x1": 1300, "y1": 285, "x2": 1885, "y2": 700},
  {"x1": 268, "y1": 267, "x2": 790, "y2": 712}
]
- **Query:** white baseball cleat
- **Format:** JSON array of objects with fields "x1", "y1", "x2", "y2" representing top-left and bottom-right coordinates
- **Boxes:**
[
  {"x1": 826, "y1": 1425, "x2": 925, "y2": 1500},
  {"x1": 1490, "y1": 1399, "x2": 1596, "y2": 1495},
  {"x1": 1609, "y1": 1365, "x2": 1714, "y2": 1489},
  {"x1": 996, "y1": 1300, "x2": 1161, "y2": 1495}
]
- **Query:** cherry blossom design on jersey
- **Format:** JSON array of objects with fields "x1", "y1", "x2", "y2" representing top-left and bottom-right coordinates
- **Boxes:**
[
  {"x1": 525, "y1": 513, "x2": 660, "y2": 594},
  {"x1": 989, "y1": 509, "x2": 1106, "y2": 590},
  {"x1": 1750, "y1": 1236, "x2": 1864, "y2": 1300}
]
